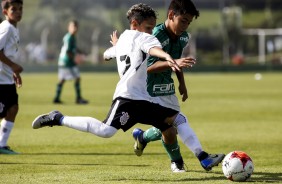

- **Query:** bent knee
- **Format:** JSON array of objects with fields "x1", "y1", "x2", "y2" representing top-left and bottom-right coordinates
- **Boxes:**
[
  {"x1": 100, "y1": 125, "x2": 118, "y2": 138},
  {"x1": 102, "y1": 131, "x2": 115, "y2": 138},
  {"x1": 6, "y1": 104, "x2": 19, "y2": 121}
]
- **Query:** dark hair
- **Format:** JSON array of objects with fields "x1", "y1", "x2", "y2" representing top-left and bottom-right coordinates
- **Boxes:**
[
  {"x1": 168, "y1": 0, "x2": 199, "y2": 19},
  {"x1": 70, "y1": 20, "x2": 79, "y2": 27},
  {"x1": 126, "y1": 3, "x2": 157, "y2": 24},
  {"x1": 1, "y1": 0, "x2": 23, "y2": 10}
]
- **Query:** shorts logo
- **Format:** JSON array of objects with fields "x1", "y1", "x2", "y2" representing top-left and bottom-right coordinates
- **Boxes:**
[
  {"x1": 0, "y1": 103, "x2": 4, "y2": 113},
  {"x1": 120, "y1": 112, "x2": 130, "y2": 125}
]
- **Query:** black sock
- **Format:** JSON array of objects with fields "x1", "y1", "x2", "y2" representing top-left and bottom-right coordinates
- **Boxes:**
[
  {"x1": 197, "y1": 151, "x2": 209, "y2": 161},
  {"x1": 172, "y1": 157, "x2": 183, "y2": 164},
  {"x1": 54, "y1": 113, "x2": 63, "y2": 125}
]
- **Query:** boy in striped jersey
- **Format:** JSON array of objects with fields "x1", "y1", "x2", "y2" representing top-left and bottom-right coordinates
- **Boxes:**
[
  {"x1": 32, "y1": 4, "x2": 196, "y2": 173},
  {"x1": 132, "y1": 0, "x2": 225, "y2": 172}
]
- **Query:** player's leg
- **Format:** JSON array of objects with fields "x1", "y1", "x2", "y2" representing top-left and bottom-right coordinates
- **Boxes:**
[
  {"x1": 133, "y1": 127, "x2": 161, "y2": 143},
  {"x1": 62, "y1": 115, "x2": 117, "y2": 137},
  {"x1": 53, "y1": 79, "x2": 65, "y2": 104},
  {"x1": 0, "y1": 105, "x2": 18, "y2": 154},
  {"x1": 133, "y1": 126, "x2": 185, "y2": 172},
  {"x1": 72, "y1": 67, "x2": 88, "y2": 104},
  {"x1": 173, "y1": 112, "x2": 225, "y2": 171},
  {"x1": 133, "y1": 103, "x2": 186, "y2": 172},
  {"x1": 74, "y1": 77, "x2": 88, "y2": 104},
  {"x1": 161, "y1": 127, "x2": 186, "y2": 172},
  {"x1": 132, "y1": 127, "x2": 162, "y2": 156},
  {"x1": 0, "y1": 85, "x2": 19, "y2": 154},
  {"x1": 144, "y1": 127, "x2": 161, "y2": 141},
  {"x1": 32, "y1": 98, "x2": 133, "y2": 137},
  {"x1": 32, "y1": 110, "x2": 117, "y2": 138}
]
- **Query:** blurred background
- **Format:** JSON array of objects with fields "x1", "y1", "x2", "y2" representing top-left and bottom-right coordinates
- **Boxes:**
[{"x1": 1, "y1": 0, "x2": 282, "y2": 72}]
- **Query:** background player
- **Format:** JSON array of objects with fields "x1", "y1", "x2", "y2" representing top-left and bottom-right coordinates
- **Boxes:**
[
  {"x1": 0, "y1": 0, "x2": 23, "y2": 154},
  {"x1": 53, "y1": 20, "x2": 88, "y2": 104}
]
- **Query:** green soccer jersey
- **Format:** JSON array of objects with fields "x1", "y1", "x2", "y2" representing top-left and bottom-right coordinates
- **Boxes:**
[
  {"x1": 58, "y1": 33, "x2": 77, "y2": 67},
  {"x1": 147, "y1": 23, "x2": 190, "y2": 97}
]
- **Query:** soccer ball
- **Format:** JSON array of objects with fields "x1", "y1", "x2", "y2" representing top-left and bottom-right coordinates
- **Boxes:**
[{"x1": 222, "y1": 151, "x2": 254, "y2": 182}]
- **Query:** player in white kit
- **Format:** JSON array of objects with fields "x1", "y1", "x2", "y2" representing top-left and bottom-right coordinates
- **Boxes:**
[
  {"x1": 32, "y1": 4, "x2": 195, "y2": 161},
  {"x1": 0, "y1": 0, "x2": 23, "y2": 154}
]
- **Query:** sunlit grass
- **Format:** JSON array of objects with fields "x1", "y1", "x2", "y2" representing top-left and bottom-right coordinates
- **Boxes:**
[{"x1": 0, "y1": 72, "x2": 281, "y2": 183}]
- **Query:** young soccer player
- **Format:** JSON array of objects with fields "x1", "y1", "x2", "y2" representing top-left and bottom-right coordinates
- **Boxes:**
[
  {"x1": 132, "y1": 0, "x2": 225, "y2": 172},
  {"x1": 53, "y1": 20, "x2": 88, "y2": 104},
  {"x1": 32, "y1": 4, "x2": 195, "y2": 171},
  {"x1": 0, "y1": 0, "x2": 23, "y2": 154}
]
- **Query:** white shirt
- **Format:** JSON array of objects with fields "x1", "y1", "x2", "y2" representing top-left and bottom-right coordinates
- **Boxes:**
[
  {"x1": 104, "y1": 30, "x2": 163, "y2": 104},
  {"x1": 0, "y1": 20, "x2": 20, "y2": 84}
]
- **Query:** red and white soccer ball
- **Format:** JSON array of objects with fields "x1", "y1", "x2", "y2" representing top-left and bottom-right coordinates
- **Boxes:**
[{"x1": 222, "y1": 151, "x2": 254, "y2": 182}]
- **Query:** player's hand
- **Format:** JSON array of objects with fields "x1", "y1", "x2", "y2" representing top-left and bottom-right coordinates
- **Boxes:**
[
  {"x1": 110, "y1": 30, "x2": 119, "y2": 46},
  {"x1": 13, "y1": 73, "x2": 22, "y2": 88},
  {"x1": 165, "y1": 55, "x2": 181, "y2": 72},
  {"x1": 176, "y1": 57, "x2": 196, "y2": 68}
]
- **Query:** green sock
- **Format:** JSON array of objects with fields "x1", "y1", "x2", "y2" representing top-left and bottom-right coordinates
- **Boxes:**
[
  {"x1": 55, "y1": 83, "x2": 63, "y2": 100},
  {"x1": 161, "y1": 138, "x2": 182, "y2": 162},
  {"x1": 143, "y1": 127, "x2": 162, "y2": 143},
  {"x1": 75, "y1": 81, "x2": 81, "y2": 99}
]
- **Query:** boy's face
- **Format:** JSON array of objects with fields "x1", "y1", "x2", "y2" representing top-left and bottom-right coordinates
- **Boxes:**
[
  {"x1": 169, "y1": 12, "x2": 194, "y2": 36},
  {"x1": 134, "y1": 17, "x2": 156, "y2": 35},
  {"x1": 68, "y1": 22, "x2": 78, "y2": 34},
  {"x1": 3, "y1": 3, "x2": 23, "y2": 25}
]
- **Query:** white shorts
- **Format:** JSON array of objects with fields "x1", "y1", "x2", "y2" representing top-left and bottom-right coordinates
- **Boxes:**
[
  {"x1": 158, "y1": 94, "x2": 180, "y2": 112},
  {"x1": 58, "y1": 66, "x2": 80, "y2": 80}
]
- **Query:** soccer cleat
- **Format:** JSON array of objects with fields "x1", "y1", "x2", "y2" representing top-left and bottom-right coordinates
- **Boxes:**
[
  {"x1": 32, "y1": 110, "x2": 62, "y2": 129},
  {"x1": 132, "y1": 128, "x2": 147, "y2": 156},
  {"x1": 76, "y1": 98, "x2": 88, "y2": 104},
  {"x1": 0, "y1": 146, "x2": 18, "y2": 154},
  {"x1": 200, "y1": 153, "x2": 225, "y2": 171},
  {"x1": 53, "y1": 99, "x2": 63, "y2": 104},
  {"x1": 171, "y1": 161, "x2": 186, "y2": 173}
]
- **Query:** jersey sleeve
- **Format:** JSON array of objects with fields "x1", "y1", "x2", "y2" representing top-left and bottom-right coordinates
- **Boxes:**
[
  {"x1": 0, "y1": 26, "x2": 9, "y2": 50},
  {"x1": 139, "y1": 33, "x2": 161, "y2": 54},
  {"x1": 103, "y1": 46, "x2": 116, "y2": 61}
]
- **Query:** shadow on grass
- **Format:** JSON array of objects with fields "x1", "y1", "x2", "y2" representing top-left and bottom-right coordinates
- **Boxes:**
[
  {"x1": 0, "y1": 162, "x2": 151, "y2": 167},
  {"x1": 19, "y1": 152, "x2": 167, "y2": 156},
  {"x1": 119, "y1": 177, "x2": 225, "y2": 182},
  {"x1": 249, "y1": 171, "x2": 282, "y2": 183},
  {"x1": 103, "y1": 171, "x2": 282, "y2": 183}
]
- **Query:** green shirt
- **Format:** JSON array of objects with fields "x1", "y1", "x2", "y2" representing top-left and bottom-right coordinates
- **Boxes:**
[
  {"x1": 58, "y1": 33, "x2": 76, "y2": 67},
  {"x1": 147, "y1": 23, "x2": 190, "y2": 97}
]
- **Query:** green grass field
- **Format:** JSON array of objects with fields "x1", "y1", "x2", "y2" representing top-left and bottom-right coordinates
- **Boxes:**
[{"x1": 0, "y1": 72, "x2": 281, "y2": 184}]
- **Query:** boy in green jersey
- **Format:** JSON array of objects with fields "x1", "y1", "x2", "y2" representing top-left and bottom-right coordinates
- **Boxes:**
[
  {"x1": 53, "y1": 20, "x2": 88, "y2": 104},
  {"x1": 132, "y1": 0, "x2": 225, "y2": 172}
]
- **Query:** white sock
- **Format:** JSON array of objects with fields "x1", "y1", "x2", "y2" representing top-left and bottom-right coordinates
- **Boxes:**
[
  {"x1": 173, "y1": 112, "x2": 203, "y2": 156},
  {"x1": 0, "y1": 119, "x2": 14, "y2": 147},
  {"x1": 61, "y1": 116, "x2": 118, "y2": 138}
]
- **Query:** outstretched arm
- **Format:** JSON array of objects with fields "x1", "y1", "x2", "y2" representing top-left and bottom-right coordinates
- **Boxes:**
[
  {"x1": 103, "y1": 30, "x2": 119, "y2": 61},
  {"x1": 148, "y1": 47, "x2": 180, "y2": 72},
  {"x1": 110, "y1": 30, "x2": 119, "y2": 46},
  {"x1": 147, "y1": 57, "x2": 196, "y2": 73}
]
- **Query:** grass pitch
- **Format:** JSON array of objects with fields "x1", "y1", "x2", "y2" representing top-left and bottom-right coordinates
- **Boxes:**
[{"x1": 0, "y1": 72, "x2": 281, "y2": 184}]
